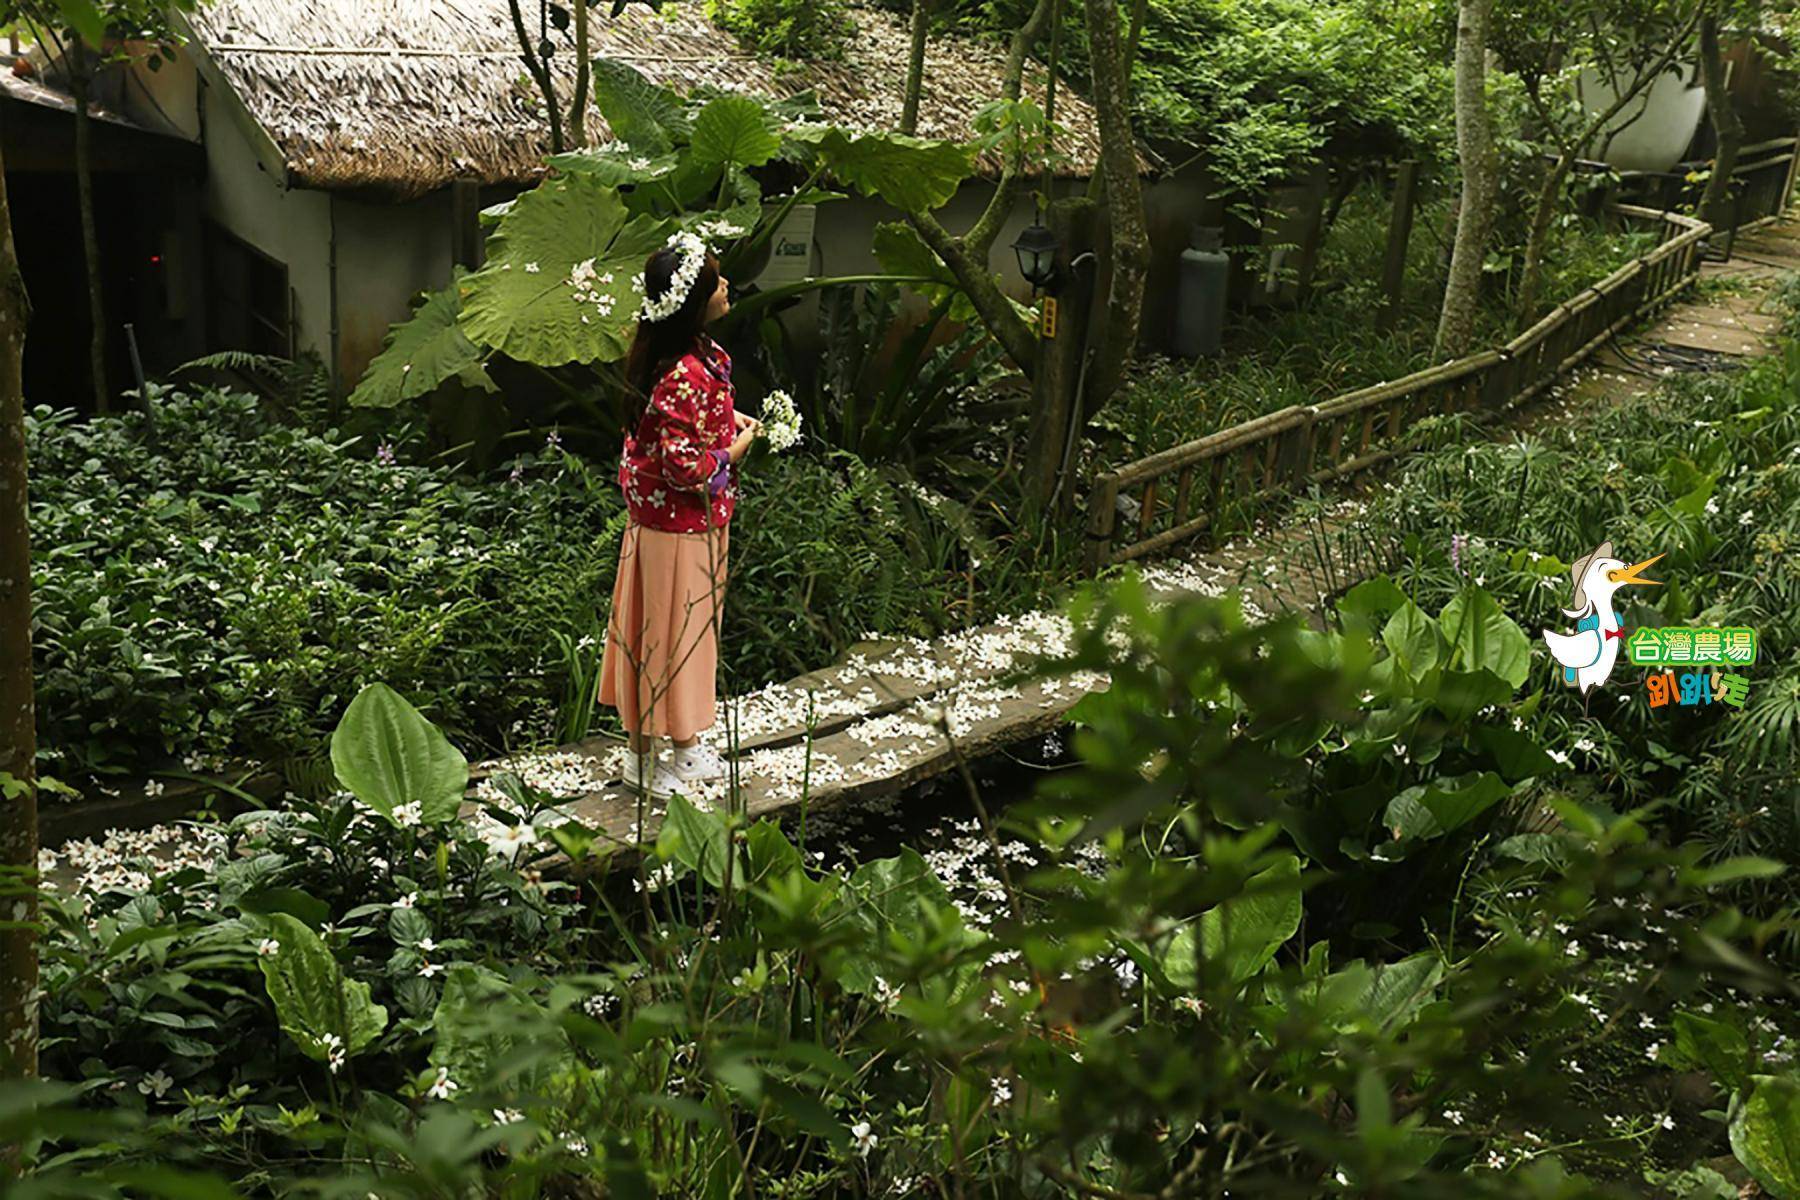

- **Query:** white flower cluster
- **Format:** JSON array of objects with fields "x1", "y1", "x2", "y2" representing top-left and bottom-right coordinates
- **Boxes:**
[
  {"x1": 760, "y1": 389, "x2": 803, "y2": 453},
  {"x1": 640, "y1": 230, "x2": 706, "y2": 325},
  {"x1": 566, "y1": 257, "x2": 618, "y2": 326},
  {"x1": 695, "y1": 218, "x2": 747, "y2": 247}
]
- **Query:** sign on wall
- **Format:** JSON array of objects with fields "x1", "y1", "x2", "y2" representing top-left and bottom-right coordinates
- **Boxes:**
[{"x1": 755, "y1": 204, "x2": 816, "y2": 288}]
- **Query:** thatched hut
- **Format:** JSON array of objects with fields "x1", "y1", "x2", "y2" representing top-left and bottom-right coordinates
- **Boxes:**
[{"x1": 57, "y1": 0, "x2": 1140, "y2": 391}]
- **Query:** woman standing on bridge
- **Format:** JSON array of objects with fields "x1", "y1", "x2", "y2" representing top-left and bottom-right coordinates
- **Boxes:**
[{"x1": 599, "y1": 231, "x2": 761, "y2": 798}]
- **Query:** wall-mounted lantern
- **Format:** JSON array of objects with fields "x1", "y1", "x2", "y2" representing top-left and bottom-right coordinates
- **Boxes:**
[{"x1": 1011, "y1": 222, "x2": 1061, "y2": 292}]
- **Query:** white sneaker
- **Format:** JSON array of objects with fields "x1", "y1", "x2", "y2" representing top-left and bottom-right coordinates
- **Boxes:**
[
  {"x1": 668, "y1": 740, "x2": 727, "y2": 782},
  {"x1": 621, "y1": 750, "x2": 682, "y2": 798}
]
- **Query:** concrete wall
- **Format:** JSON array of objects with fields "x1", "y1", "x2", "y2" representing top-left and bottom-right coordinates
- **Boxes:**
[
  {"x1": 332, "y1": 190, "x2": 459, "y2": 385},
  {"x1": 194, "y1": 80, "x2": 334, "y2": 369}
]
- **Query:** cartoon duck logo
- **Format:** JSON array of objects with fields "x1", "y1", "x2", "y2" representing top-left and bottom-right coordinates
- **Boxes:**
[{"x1": 1540, "y1": 541, "x2": 1664, "y2": 694}]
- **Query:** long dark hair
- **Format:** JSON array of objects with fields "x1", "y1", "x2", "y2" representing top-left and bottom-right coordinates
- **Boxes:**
[{"x1": 623, "y1": 246, "x2": 720, "y2": 418}]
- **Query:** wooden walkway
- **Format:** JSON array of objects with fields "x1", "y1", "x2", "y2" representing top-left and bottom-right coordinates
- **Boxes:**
[{"x1": 468, "y1": 210, "x2": 1800, "y2": 854}]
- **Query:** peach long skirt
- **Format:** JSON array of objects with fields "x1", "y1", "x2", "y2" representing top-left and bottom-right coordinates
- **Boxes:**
[{"x1": 597, "y1": 522, "x2": 730, "y2": 741}]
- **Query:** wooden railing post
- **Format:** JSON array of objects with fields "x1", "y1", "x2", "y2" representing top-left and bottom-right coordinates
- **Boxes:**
[
  {"x1": 1784, "y1": 132, "x2": 1800, "y2": 215},
  {"x1": 1085, "y1": 472, "x2": 1121, "y2": 575}
]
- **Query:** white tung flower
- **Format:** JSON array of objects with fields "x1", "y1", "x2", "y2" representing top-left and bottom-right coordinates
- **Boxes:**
[
  {"x1": 850, "y1": 1119, "x2": 877, "y2": 1158},
  {"x1": 493, "y1": 1108, "x2": 525, "y2": 1125},
  {"x1": 426, "y1": 1067, "x2": 458, "y2": 1100},
  {"x1": 486, "y1": 822, "x2": 540, "y2": 861},
  {"x1": 138, "y1": 1069, "x2": 174, "y2": 1098},
  {"x1": 257, "y1": 938, "x2": 280, "y2": 957},
  {"x1": 393, "y1": 801, "x2": 422, "y2": 828}
]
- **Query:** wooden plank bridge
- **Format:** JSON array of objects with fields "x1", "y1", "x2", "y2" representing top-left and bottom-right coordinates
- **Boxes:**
[{"x1": 464, "y1": 206, "x2": 1800, "y2": 859}]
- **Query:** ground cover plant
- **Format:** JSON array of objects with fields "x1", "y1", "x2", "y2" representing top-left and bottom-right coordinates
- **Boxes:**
[
  {"x1": 10, "y1": 304, "x2": 1797, "y2": 1196},
  {"x1": 14, "y1": 490, "x2": 1796, "y2": 1197},
  {"x1": 25, "y1": 385, "x2": 1057, "y2": 793}
]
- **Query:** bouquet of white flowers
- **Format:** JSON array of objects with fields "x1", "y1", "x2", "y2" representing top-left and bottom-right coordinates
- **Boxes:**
[{"x1": 761, "y1": 390, "x2": 803, "y2": 453}]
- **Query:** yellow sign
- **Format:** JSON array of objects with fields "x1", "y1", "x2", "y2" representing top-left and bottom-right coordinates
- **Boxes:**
[{"x1": 1041, "y1": 297, "x2": 1059, "y2": 339}]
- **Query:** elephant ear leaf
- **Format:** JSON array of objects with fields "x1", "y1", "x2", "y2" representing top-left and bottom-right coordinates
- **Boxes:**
[
  {"x1": 589, "y1": 57, "x2": 690, "y2": 151},
  {"x1": 349, "y1": 271, "x2": 496, "y2": 408},
  {"x1": 1439, "y1": 587, "x2": 1531, "y2": 688},
  {"x1": 689, "y1": 95, "x2": 782, "y2": 171},
  {"x1": 790, "y1": 127, "x2": 975, "y2": 213},
  {"x1": 1176, "y1": 854, "x2": 1303, "y2": 988},
  {"x1": 458, "y1": 174, "x2": 675, "y2": 367}
]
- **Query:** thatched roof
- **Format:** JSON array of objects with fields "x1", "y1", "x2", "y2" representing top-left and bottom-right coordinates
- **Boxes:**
[{"x1": 181, "y1": 0, "x2": 1117, "y2": 197}]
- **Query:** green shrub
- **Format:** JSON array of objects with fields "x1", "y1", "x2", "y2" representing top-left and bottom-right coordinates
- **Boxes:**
[
  {"x1": 706, "y1": 0, "x2": 856, "y2": 59},
  {"x1": 27, "y1": 386, "x2": 1051, "y2": 784}
]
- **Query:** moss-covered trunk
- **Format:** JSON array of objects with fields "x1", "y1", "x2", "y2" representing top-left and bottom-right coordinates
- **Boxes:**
[
  {"x1": 1080, "y1": 0, "x2": 1149, "y2": 409},
  {"x1": 1435, "y1": 0, "x2": 1498, "y2": 362},
  {"x1": 1697, "y1": 12, "x2": 1744, "y2": 231},
  {"x1": 0, "y1": 136, "x2": 39, "y2": 1087}
]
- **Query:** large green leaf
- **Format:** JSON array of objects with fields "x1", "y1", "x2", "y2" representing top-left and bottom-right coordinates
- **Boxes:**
[
  {"x1": 834, "y1": 848, "x2": 976, "y2": 996},
  {"x1": 871, "y1": 222, "x2": 981, "y2": 323},
  {"x1": 690, "y1": 96, "x2": 782, "y2": 171},
  {"x1": 1439, "y1": 587, "x2": 1531, "y2": 688},
  {"x1": 257, "y1": 913, "x2": 387, "y2": 1063},
  {"x1": 589, "y1": 57, "x2": 690, "y2": 151},
  {"x1": 430, "y1": 965, "x2": 569, "y2": 1094},
  {"x1": 656, "y1": 793, "x2": 735, "y2": 890},
  {"x1": 1427, "y1": 667, "x2": 1514, "y2": 723},
  {"x1": 792, "y1": 127, "x2": 975, "y2": 213},
  {"x1": 1165, "y1": 854, "x2": 1302, "y2": 988},
  {"x1": 1384, "y1": 772, "x2": 1510, "y2": 841},
  {"x1": 330, "y1": 683, "x2": 469, "y2": 826},
  {"x1": 744, "y1": 820, "x2": 803, "y2": 886},
  {"x1": 1731, "y1": 1075, "x2": 1800, "y2": 1200},
  {"x1": 548, "y1": 147, "x2": 683, "y2": 186},
  {"x1": 1381, "y1": 602, "x2": 1442, "y2": 683},
  {"x1": 1474, "y1": 725, "x2": 1561, "y2": 781},
  {"x1": 1675, "y1": 1010, "x2": 1753, "y2": 1096},
  {"x1": 459, "y1": 174, "x2": 674, "y2": 367},
  {"x1": 348, "y1": 274, "x2": 495, "y2": 409},
  {"x1": 1357, "y1": 954, "x2": 1443, "y2": 1032}
]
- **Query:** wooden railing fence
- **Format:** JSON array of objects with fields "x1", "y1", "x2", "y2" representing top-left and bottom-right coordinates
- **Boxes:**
[
  {"x1": 1614, "y1": 134, "x2": 1800, "y2": 240},
  {"x1": 1085, "y1": 205, "x2": 1713, "y2": 573}
]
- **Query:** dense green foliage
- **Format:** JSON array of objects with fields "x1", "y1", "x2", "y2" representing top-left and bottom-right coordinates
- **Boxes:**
[
  {"x1": 352, "y1": 70, "x2": 977, "y2": 419},
  {"x1": 19, "y1": 481, "x2": 1796, "y2": 1195},
  {"x1": 24, "y1": 387, "x2": 1045, "y2": 786},
  {"x1": 940, "y1": 0, "x2": 1454, "y2": 199},
  {"x1": 707, "y1": 0, "x2": 857, "y2": 59},
  {"x1": 1340, "y1": 297, "x2": 1800, "y2": 920}
]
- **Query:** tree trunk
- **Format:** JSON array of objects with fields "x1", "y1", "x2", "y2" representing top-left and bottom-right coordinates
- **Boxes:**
[
  {"x1": 909, "y1": 212, "x2": 1038, "y2": 371},
  {"x1": 1435, "y1": 0, "x2": 1498, "y2": 362},
  {"x1": 900, "y1": 0, "x2": 930, "y2": 136},
  {"x1": 1081, "y1": 0, "x2": 1150, "y2": 408},
  {"x1": 1515, "y1": 154, "x2": 1572, "y2": 326},
  {"x1": 0, "y1": 137, "x2": 40, "y2": 1087},
  {"x1": 898, "y1": 0, "x2": 1053, "y2": 374},
  {"x1": 508, "y1": 0, "x2": 564, "y2": 154},
  {"x1": 570, "y1": 0, "x2": 591, "y2": 149},
  {"x1": 68, "y1": 45, "x2": 107, "y2": 414},
  {"x1": 1697, "y1": 12, "x2": 1744, "y2": 231}
]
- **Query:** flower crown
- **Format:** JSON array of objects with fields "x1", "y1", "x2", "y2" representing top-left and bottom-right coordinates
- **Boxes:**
[{"x1": 638, "y1": 230, "x2": 708, "y2": 325}]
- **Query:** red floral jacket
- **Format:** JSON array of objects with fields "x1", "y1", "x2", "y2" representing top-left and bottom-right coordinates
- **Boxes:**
[{"x1": 618, "y1": 337, "x2": 738, "y2": 533}]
